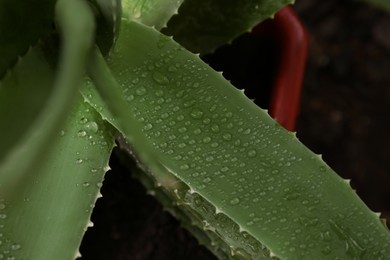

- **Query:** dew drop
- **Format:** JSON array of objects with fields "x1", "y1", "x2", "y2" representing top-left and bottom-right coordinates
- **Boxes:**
[
  {"x1": 289, "y1": 247, "x2": 296, "y2": 253},
  {"x1": 152, "y1": 71, "x2": 169, "y2": 85},
  {"x1": 157, "y1": 98, "x2": 165, "y2": 104},
  {"x1": 211, "y1": 142, "x2": 219, "y2": 148},
  {"x1": 180, "y1": 164, "x2": 190, "y2": 170},
  {"x1": 75, "y1": 158, "x2": 83, "y2": 164},
  {"x1": 193, "y1": 128, "x2": 202, "y2": 135},
  {"x1": 202, "y1": 118, "x2": 211, "y2": 124},
  {"x1": 211, "y1": 124, "x2": 220, "y2": 133},
  {"x1": 161, "y1": 112, "x2": 169, "y2": 119},
  {"x1": 205, "y1": 156, "x2": 214, "y2": 162},
  {"x1": 247, "y1": 149, "x2": 257, "y2": 157},
  {"x1": 85, "y1": 122, "x2": 98, "y2": 133},
  {"x1": 221, "y1": 166, "x2": 229, "y2": 172},
  {"x1": 168, "y1": 65, "x2": 177, "y2": 72},
  {"x1": 230, "y1": 198, "x2": 240, "y2": 205},
  {"x1": 203, "y1": 137, "x2": 211, "y2": 143},
  {"x1": 190, "y1": 109, "x2": 204, "y2": 119},
  {"x1": 77, "y1": 130, "x2": 87, "y2": 137},
  {"x1": 11, "y1": 244, "x2": 21, "y2": 251},
  {"x1": 178, "y1": 127, "x2": 187, "y2": 133},
  {"x1": 80, "y1": 117, "x2": 88, "y2": 124},
  {"x1": 60, "y1": 130, "x2": 65, "y2": 137},
  {"x1": 203, "y1": 177, "x2": 212, "y2": 183},
  {"x1": 136, "y1": 86, "x2": 147, "y2": 95},
  {"x1": 184, "y1": 100, "x2": 195, "y2": 107},
  {"x1": 222, "y1": 133, "x2": 232, "y2": 141},
  {"x1": 132, "y1": 77, "x2": 140, "y2": 84},
  {"x1": 155, "y1": 90, "x2": 164, "y2": 97},
  {"x1": 225, "y1": 112, "x2": 233, "y2": 118},
  {"x1": 82, "y1": 182, "x2": 90, "y2": 188},
  {"x1": 127, "y1": 95, "x2": 134, "y2": 101},
  {"x1": 197, "y1": 183, "x2": 206, "y2": 190},
  {"x1": 143, "y1": 123, "x2": 153, "y2": 131},
  {"x1": 0, "y1": 203, "x2": 5, "y2": 210},
  {"x1": 246, "y1": 221, "x2": 254, "y2": 226}
]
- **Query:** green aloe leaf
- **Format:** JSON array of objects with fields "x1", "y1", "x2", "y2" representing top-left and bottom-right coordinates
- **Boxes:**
[
  {"x1": 82, "y1": 20, "x2": 390, "y2": 258},
  {"x1": 0, "y1": 96, "x2": 115, "y2": 260},
  {"x1": 0, "y1": 0, "x2": 95, "y2": 196},
  {"x1": 163, "y1": 0, "x2": 293, "y2": 54},
  {"x1": 0, "y1": 0, "x2": 56, "y2": 76},
  {"x1": 122, "y1": 0, "x2": 185, "y2": 30}
]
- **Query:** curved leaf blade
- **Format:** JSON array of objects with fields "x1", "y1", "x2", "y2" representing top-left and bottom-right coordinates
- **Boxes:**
[{"x1": 0, "y1": 0, "x2": 95, "y2": 196}]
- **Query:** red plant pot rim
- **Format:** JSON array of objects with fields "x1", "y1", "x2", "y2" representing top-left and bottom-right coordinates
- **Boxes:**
[{"x1": 252, "y1": 6, "x2": 309, "y2": 131}]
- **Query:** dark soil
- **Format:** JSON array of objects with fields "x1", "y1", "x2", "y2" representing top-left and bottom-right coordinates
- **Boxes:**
[{"x1": 80, "y1": 1, "x2": 390, "y2": 259}]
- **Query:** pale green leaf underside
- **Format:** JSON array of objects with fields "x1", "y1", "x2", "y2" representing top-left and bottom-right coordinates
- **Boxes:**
[
  {"x1": 163, "y1": 0, "x2": 293, "y2": 54},
  {"x1": 0, "y1": 96, "x2": 115, "y2": 259},
  {"x1": 82, "y1": 21, "x2": 390, "y2": 259},
  {"x1": 122, "y1": 0, "x2": 185, "y2": 30}
]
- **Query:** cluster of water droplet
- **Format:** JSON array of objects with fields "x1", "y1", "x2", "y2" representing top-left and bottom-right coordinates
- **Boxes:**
[{"x1": 0, "y1": 199, "x2": 21, "y2": 260}]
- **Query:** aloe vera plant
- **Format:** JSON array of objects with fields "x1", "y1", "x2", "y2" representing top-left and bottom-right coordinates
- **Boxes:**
[{"x1": 0, "y1": 0, "x2": 389, "y2": 259}]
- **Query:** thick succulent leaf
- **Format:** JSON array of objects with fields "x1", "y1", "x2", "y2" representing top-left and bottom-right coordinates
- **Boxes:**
[
  {"x1": 82, "y1": 21, "x2": 390, "y2": 259},
  {"x1": 0, "y1": 96, "x2": 115, "y2": 260},
  {"x1": 163, "y1": 0, "x2": 293, "y2": 54},
  {"x1": 122, "y1": 0, "x2": 185, "y2": 30},
  {"x1": 0, "y1": 0, "x2": 95, "y2": 196},
  {"x1": 0, "y1": 0, "x2": 56, "y2": 77}
]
